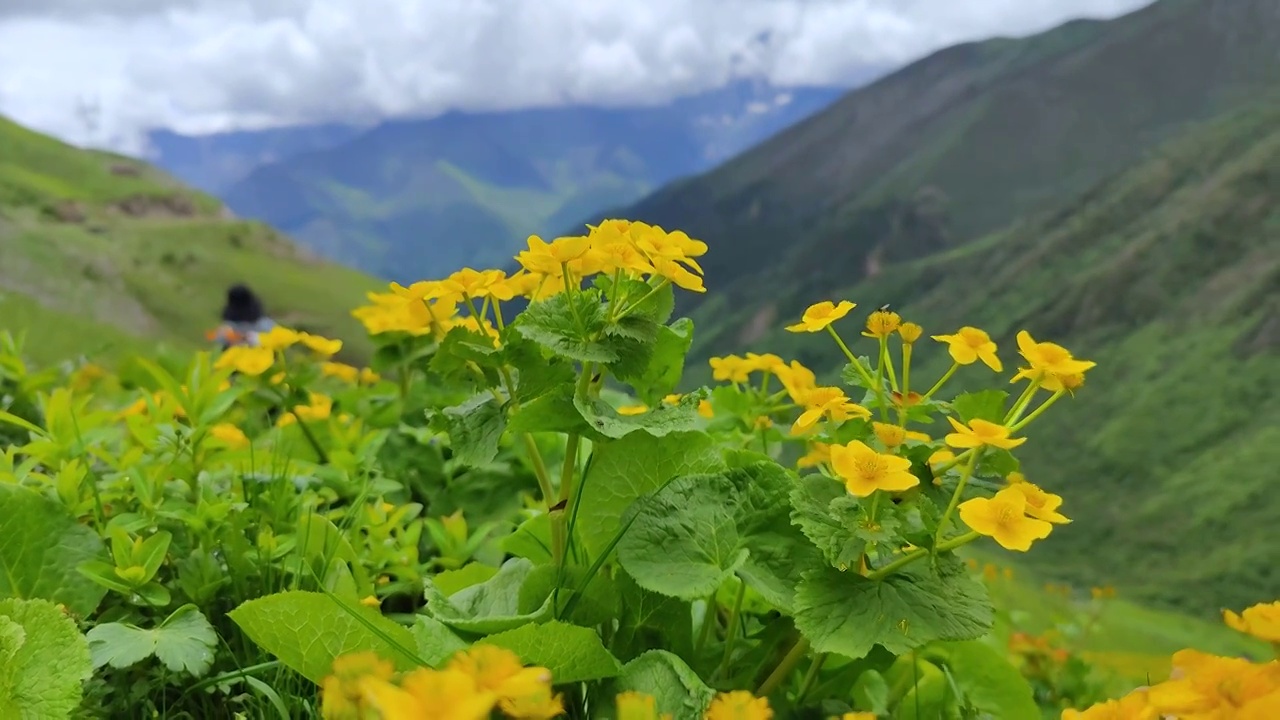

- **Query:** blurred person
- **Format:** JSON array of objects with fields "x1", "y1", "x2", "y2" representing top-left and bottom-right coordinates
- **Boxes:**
[{"x1": 208, "y1": 284, "x2": 275, "y2": 348}]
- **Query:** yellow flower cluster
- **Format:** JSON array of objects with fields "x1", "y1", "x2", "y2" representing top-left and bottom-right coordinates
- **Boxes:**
[
  {"x1": 351, "y1": 220, "x2": 710, "y2": 340},
  {"x1": 1064, "y1": 601, "x2": 1280, "y2": 718},
  {"x1": 322, "y1": 653, "x2": 780, "y2": 720},
  {"x1": 214, "y1": 326, "x2": 348, "y2": 377},
  {"x1": 767, "y1": 300, "x2": 1096, "y2": 553},
  {"x1": 321, "y1": 646, "x2": 561, "y2": 720}
]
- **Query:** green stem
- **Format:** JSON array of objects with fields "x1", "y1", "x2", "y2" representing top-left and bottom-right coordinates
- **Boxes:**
[
  {"x1": 1010, "y1": 389, "x2": 1066, "y2": 432},
  {"x1": 867, "y1": 531, "x2": 980, "y2": 581},
  {"x1": 716, "y1": 578, "x2": 748, "y2": 680},
  {"x1": 826, "y1": 326, "x2": 887, "y2": 411},
  {"x1": 922, "y1": 362, "x2": 958, "y2": 400},
  {"x1": 934, "y1": 449, "x2": 983, "y2": 547},
  {"x1": 880, "y1": 337, "x2": 899, "y2": 393},
  {"x1": 551, "y1": 367, "x2": 594, "y2": 567},
  {"x1": 616, "y1": 277, "x2": 672, "y2": 319},
  {"x1": 796, "y1": 653, "x2": 828, "y2": 704},
  {"x1": 694, "y1": 593, "x2": 718, "y2": 658},
  {"x1": 756, "y1": 637, "x2": 811, "y2": 696},
  {"x1": 1003, "y1": 380, "x2": 1041, "y2": 425}
]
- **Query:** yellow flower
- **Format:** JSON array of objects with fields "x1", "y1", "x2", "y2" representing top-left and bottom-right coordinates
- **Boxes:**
[
  {"x1": 872, "y1": 422, "x2": 907, "y2": 448},
  {"x1": 1223, "y1": 601, "x2": 1280, "y2": 643},
  {"x1": 705, "y1": 691, "x2": 773, "y2": 720},
  {"x1": 944, "y1": 417, "x2": 1027, "y2": 450},
  {"x1": 300, "y1": 332, "x2": 343, "y2": 357},
  {"x1": 862, "y1": 309, "x2": 901, "y2": 338},
  {"x1": 958, "y1": 488, "x2": 1053, "y2": 551},
  {"x1": 662, "y1": 394, "x2": 683, "y2": 405},
  {"x1": 321, "y1": 362, "x2": 360, "y2": 383},
  {"x1": 441, "y1": 267, "x2": 507, "y2": 300},
  {"x1": 776, "y1": 360, "x2": 818, "y2": 403},
  {"x1": 498, "y1": 682, "x2": 565, "y2": 720},
  {"x1": 1061, "y1": 687, "x2": 1156, "y2": 720},
  {"x1": 618, "y1": 404, "x2": 649, "y2": 416},
  {"x1": 215, "y1": 346, "x2": 275, "y2": 376},
  {"x1": 931, "y1": 327, "x2": 1002, "y2": 372},
  {"x1": 295, "y1": 393, "x2": 334, "y2": 422},
  {"x1": 208, "y1": 423, "x2": 249, "y2": 449},
  {"x1": 697, "y1": 399, "x2": 715, "y2": 418},
  {"x1": 392, "y1": 667, "x2": 498, "y2": 720},
  {"x1": 786, "y1": 300, "x2": 856, "y2": 333},
  {"x1": 1011, "y1": 331, "x2": 1096, "y2": 391},
  {"x1": 709, "y1": 355, "x2": 750, "y2": 383},
  {"x1": 1005, "y1": 474, "x2": 1070, "y2": 524},
  {"x1": 359, "y1": 367, "x2": 381, "y2": 384},
  {"x1": 447, "y1": 645, "x2": 554, "y2": 711},
  {"x1": 841, "y1": 714, "x2": 880, "y2": 720},
  {"x1": 258, "y1": 325, "x2": 301, "y2": 352},
  {"x1": 359, "y1": 595, "x2": 380, "y2": 609},
  {"x1": 829, "y1": 440, "x2": 920, "y2": 497},
  {"x1": 516, "y1": 235, "x2": 593, "y2": 276},
  {"x1": 1146, "y1": 649, "x2": 1280, "y2": 717},
  {"x1": 928, "y1": 449, "x2": 955, "y2": 469},
  {"x1": 321, "y1": 652, "x2": 395, "y2": 720},
  {"x1": 898, "y1": 322, "x2": 923, "y2": 344},
  {"x1": 797, "y1": 442, "x2": 831, "y2": 469},
  {"x1": 617, "y1": 691, "x2": 673, "y2": 720},
  {"x1": 791, "y1": 387, "x2": 872, "y2": 435}
]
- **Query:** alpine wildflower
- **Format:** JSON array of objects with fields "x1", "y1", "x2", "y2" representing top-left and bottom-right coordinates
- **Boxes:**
[
  {"x1": 931, "y1": 327, "x2": 1002, "y2": 372},
  {"x1": 705, "y1": 691, "x2": 773, "y2": 720},
  {"x1": 1223, "y1": 600, "x2": 1280, "y2": 643},
  {"x1": 829, "y1": 440, "x2": 920, "y2": 497},
  {"x1": 944, "y1": 417, "x2": 1027, "y2": 450},
  {"x1": 958, "y1": 487, "x2": 1053, "y2": 551},
  {"x1": 786, "y1": 300, "x2": 856, "y2": 333}
]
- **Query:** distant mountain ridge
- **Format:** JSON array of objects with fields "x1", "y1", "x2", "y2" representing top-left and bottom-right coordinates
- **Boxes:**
[{"x1": 144, "y1": 77, "x2": 874, "y2": 283}]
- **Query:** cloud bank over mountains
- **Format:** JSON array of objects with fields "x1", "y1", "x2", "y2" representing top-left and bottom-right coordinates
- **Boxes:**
[{"x1": 0, "y1": 0, "x2": 1151, "y2": 152}]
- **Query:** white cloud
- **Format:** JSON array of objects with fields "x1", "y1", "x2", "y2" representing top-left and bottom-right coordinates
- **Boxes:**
[{"x1": 0, "y1": 0, "x2": 1153, "y2": 154}]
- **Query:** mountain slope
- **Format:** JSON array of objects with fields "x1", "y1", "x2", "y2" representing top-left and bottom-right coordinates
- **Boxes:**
[
  {"x1": 683, "y1": 93, "x2": 1280, "y2": 617},
  {"x1": 612, "y1": 0, "x2": 1279, "y2": 320},
  {"x1": 0, "y1": 115, "x2": 382, "y2": 364},
  {"x1": 213, "y1": 80, "x2": 851, "y2": 284},
  {"x1": 147, "y1": 123, "x2": 366, "y2": 194}
]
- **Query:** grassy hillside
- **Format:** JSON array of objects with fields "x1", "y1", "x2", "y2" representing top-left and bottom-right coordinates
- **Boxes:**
[
  {"x1": 681, "y1": 96, "x2": 1280, "y2": 618},
  {"x1": 615, "y1": 0, "x2": 1280, "y2": 319},
  {"x1": 0, "y1": 116, "x2": 383, "y2": 365}
]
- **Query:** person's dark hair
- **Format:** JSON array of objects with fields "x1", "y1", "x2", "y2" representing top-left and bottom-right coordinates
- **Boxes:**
[{"x1": 222, "y1": 283, "x2": 265, "y2": 323}]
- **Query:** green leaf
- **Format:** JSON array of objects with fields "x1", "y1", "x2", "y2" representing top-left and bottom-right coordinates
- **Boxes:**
[
  {"x1": 792, "y1": 557, "x2": 993, "y2": 659},
  {"x1": 503, "y1": 513, "x2": 553, "y2": 564},
  {"x1": 949, "y1": 390, "x2": 1009, "y2": 424},
  {"x1": 576, "y1": 430, "x2": 723, "y2": 560},
  {"x1": 612, "y1": 573, "x2": 693, "y2": 663},
  {"x1": 790, "y1": 475, "x2": 866, "y2": 570},
  {"x1": 134, "y1": 531, "x2": 172, "y2": 584},
  {"x1": 918, "y1": 639, "x2": 1039, "y2": 719},
  {"x1": 432, "y1": 563, "x2": 500, "y2": 597},
  {"x1": 604, "y1": 650, "x2": 714, "y2": 720},
  {"x1": 0, "y1": 485, "x2": 107, "y2": 617},
  {"x1": 0, "y1": 597, "x2": 92, "y2": 720},
  {"x1": 573, "y1": 389, "x2": 709, "y2": 440},
  {"x1": 617, "y1": 462, "x2": 821, "y2": 612},
  {"x1": 410, "y1": 616, "x2": 468, "y2": 668},
  {"x1": 479, "y1": 621, "x2": 621, "y2": 684},
  {"x1": 228, "y1": 591, "x2": 420, "y2": 684},
  {"x1": 86, "y1": 604, "x2": 217, "y2": 677},
  {"x1": 429, "y1": 326, "x2": 502, "y2": 379},
  {"x1": 430, "y1": 392, "x2": 506, "y2": 467},
  {"x1": 296, "y1": 511, "x2": 373, "y2": 599},
  {"x1": 518, "y1": 565, "x2": 621, "y2": 629},
  {"x1": 617, "y1": 319, "x2": 695, "y2": 406},
  {"x1": 514, "y1": 290, "x2": 615, "y2": 363},
  {"x1": 423, "y1": 558, "x2": 551, "y2": 634}
]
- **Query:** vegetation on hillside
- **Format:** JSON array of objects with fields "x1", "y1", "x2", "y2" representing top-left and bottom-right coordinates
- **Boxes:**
[
  {"x1": 673, "y1": 95, "x2": 1280, "y2": 618},
  {"x1": 0, "y1": 115, "x2": 383, "y2": 365},
  {"x1": 2, "y1": 220, "x2": 1274, "y2": 719}
]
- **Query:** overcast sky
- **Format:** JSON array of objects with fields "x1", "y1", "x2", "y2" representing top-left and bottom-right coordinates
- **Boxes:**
[{"x1": 0, "y1": 0, "x2": 1152, "y2": 154}]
